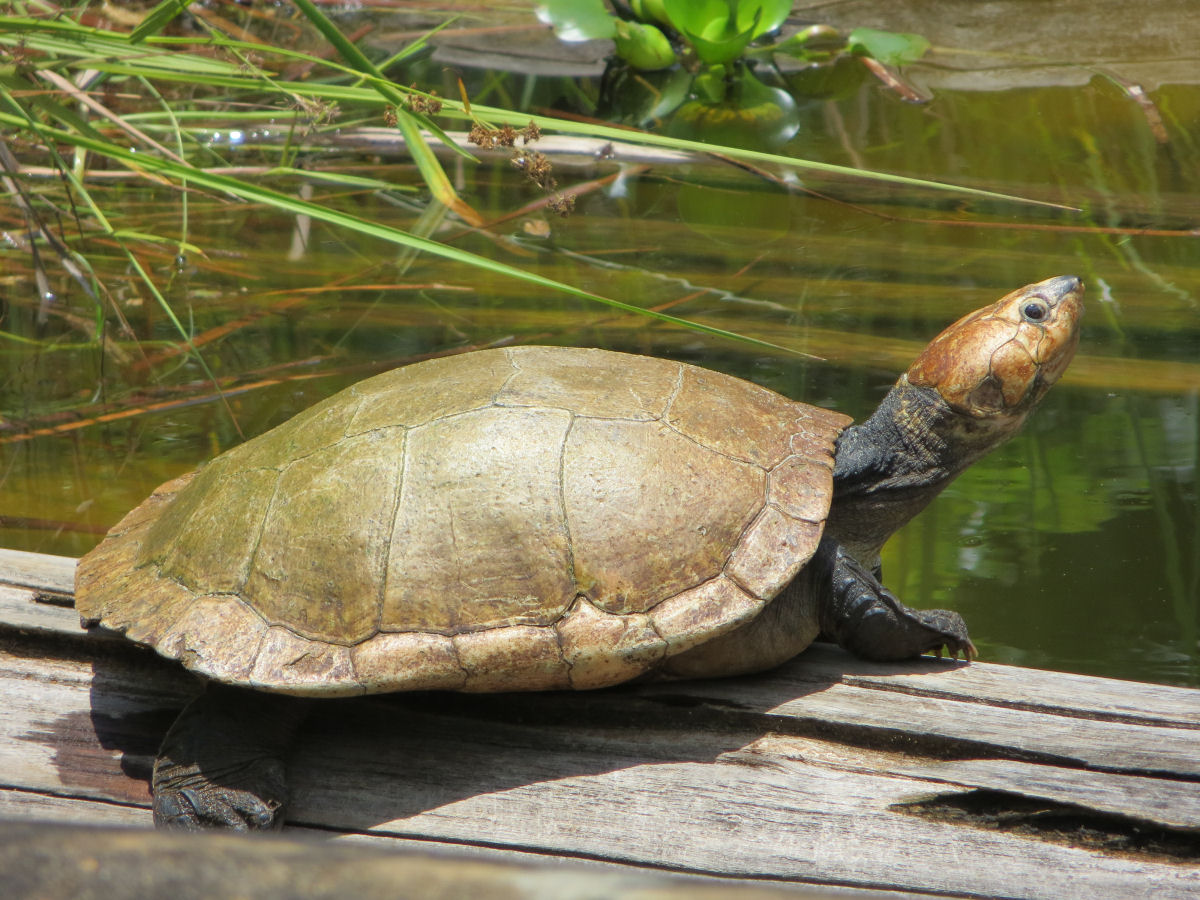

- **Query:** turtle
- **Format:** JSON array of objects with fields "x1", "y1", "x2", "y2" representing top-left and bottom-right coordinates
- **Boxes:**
[{"x1": 76, "y1": 274, "x2": 1083, "y2": 830}]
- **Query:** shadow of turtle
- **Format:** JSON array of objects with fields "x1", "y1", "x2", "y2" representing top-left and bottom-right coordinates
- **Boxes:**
[
  {"x1": 283, "y1": 645, "x2": 970, "y2": 833},
  {"x1": 50, "y1": 632, "x2": 965, "y2": 834}
]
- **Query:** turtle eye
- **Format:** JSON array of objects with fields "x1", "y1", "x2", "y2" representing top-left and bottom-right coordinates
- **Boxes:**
[{"x1": 1021, "y1": 299, "x2": 1050, "y2": 323}]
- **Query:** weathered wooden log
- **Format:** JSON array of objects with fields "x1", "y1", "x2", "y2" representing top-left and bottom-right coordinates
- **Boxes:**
[{"x1": 1, "y1": 548, "x2": 1197, "y2": 899}]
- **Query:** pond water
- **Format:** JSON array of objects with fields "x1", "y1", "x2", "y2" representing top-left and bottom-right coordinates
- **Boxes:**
[{"x1": 1, "y1": 2, "x2": 1197, "y2": 687}]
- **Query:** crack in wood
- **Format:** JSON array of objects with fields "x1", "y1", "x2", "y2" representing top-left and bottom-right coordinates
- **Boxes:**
[{"x1": 895, "y1": 790, "x2": 1200, "y2": 865}]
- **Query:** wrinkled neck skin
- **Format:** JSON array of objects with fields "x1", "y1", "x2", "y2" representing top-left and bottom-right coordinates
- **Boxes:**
[{"x1": 825, "y1": 378, "x2": 1029, "y2": 570}]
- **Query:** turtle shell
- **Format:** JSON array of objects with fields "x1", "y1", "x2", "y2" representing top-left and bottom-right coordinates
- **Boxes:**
[{"x1": 75, "y1": 347, "x2": 849, "y2": 697}]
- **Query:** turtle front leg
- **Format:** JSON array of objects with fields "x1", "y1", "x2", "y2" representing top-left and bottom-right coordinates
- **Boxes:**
[
  {"x1": 153, "y1": 683, "x2": 311, "y2": 830},
  {"x1": 816, "y1": 538, "x2": 977, "y2": 661}
]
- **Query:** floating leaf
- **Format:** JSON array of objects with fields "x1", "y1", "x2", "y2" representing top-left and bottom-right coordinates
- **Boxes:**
[
  {"x1": 766, "y1": 24, "x2": 841, "y2": 60},
  {"x1": 535, "y1": 0, "x2": 617, "y2": 42},
  {"x1": 847, "y1": 27, "x2": 930, "y2": 66}
]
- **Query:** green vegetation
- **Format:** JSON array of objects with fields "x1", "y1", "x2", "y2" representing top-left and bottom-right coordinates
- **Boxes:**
[
  {"x1": 539, "y1": 0, "x2": 928, "y2": 71},
  {"x1": 0, "y1": 0, "x2": 1033, "y2": 365},
  {"x1": 537, "y1": 0, "x2": 928, "y2": 140}
]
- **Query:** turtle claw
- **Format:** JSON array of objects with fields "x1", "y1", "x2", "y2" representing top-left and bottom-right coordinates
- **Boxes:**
[
  {"x1": 908, "y1": 608, "x2": 976, "y2": 662},
  {"x1": 153, "y1": 756, "x2": 289, "y2": 831},
  {"x1": 155, "y1": 783, "x2": 282, "y2": 831},
  {"x1": 936, "y1": 635, "x2": 977, "y2": 661}
]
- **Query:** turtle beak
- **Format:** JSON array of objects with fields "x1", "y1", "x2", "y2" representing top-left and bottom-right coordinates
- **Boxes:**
[{"x1": 1041, "y1": 274, "x2": 1083, "y2": 300}]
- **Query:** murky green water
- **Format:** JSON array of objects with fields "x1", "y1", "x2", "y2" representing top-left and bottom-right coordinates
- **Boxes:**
[{"x1": 1, "y1": 4, "x2": 1197, "y2": 687}]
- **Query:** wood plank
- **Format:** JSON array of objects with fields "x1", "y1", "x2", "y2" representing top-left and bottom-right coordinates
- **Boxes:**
[
  {"x1": 673, "y1": 676, "x2": 1200, "y2": 777},
  {"x1": 770, "y1": 643, "x2": 1200, "y2": 727},
  {"x1": 0, "y1": 789, "x2": 143, "y2": 828},
  {"x1": 0, "y1": 585, "x2": 85, "y2": 638},
  {"x1": 297, "y1": 743, "x2": 1193, "y2": 899},
  {"x1": 295, "y1": 716, "x2": 1200, "y2": 899},
  {"x1": 731, "y1": 736, "x2": 1200, "y2": 831},
  {"x1": 1, "y1": 637, "x2": 1197, "y2": 899},
  {"x1": 2, "y1": 549, "x2": 1198, "y2": 898},
  {"x1": 0, "y1": 547, "x2": 76, "y2": 595}
]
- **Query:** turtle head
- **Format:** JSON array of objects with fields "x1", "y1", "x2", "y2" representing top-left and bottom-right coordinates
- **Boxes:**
[
  {"x1": 905, "y1": 274, "x2": 1083, "y2": 419},
  {"x1": 827, "y1": 276, "x2": 1083, "y2": 567}
]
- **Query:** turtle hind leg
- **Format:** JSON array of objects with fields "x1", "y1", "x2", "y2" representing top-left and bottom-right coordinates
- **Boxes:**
[
  {"x1": 152, "y1": 683, "x2": 311, "y2": 830},
  {"x1": 816, "y1": 538, "x2": 977, "y2": 661}
]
